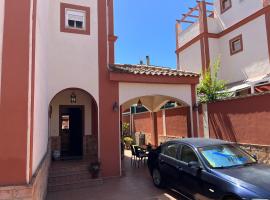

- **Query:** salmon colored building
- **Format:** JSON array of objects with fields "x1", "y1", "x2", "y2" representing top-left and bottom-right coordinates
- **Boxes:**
[{"x1": 0, "y1": 0, "x2": 199, "y2": 199}]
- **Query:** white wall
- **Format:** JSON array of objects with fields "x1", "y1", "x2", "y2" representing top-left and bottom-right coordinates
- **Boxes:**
[
  {"x1": 32, "y1": 0, "x2": 50, "y2": 174},
  {"x1": 49, "y1": 89, "x2": 93, "y2": 137},
  {"x1": 119, "y1": 83, "x2": 192, "y2": 107},
  {"x1": 218, "y1": 16, "x2": 270, "y2": 83},
  {"x1": 178, "y1": 41, "x2": 202, "y2": 73},
  {"x1": 179, "y1": 22, "x2": 200, "y2": 47},
  {"x1": 213, "y1": 0, "x2": 263, "y2": 29},
  {"x1": 47, "y1": 0, "x2": 99, "y2": 104},
  {"x1": 0, "y1": 0, "x2": 5, "y2": 99}
]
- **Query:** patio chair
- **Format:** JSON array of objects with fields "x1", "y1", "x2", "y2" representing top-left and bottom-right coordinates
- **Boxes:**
[
  {"x1": 130, "y1": 145, "x2": 137, "y2": 166},
  {"x1": 133, "y1": 145, "x2": 148, "y2": 168}
]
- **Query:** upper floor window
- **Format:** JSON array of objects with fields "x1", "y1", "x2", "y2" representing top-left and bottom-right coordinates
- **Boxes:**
[
  {"x1": 230, "y1": 35, "x2": 243, "y2": 55},
  {"x1": 220, "y1": 0, "x2": 232, "y2": 14},
  {"x1": 60, "y1": 3, "x2": 90, "y2": 35},
  {"x1": 65, "y1": 9, "x2": 86, "y2": 30}
]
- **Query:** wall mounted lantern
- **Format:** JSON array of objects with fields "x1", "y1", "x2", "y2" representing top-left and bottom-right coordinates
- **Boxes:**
[
  {"x1": 192, "y1": 102, "x2": 200, "y2": 111},
  {"x1": 113, "y1": 102, "x2": 119, "y2": 112},
  {"x1": 70, "y1": 92, "x2": 77, "y2": 104},
  {"x1": 137, "y1": 99, "x2": 143, "y2": 108}
]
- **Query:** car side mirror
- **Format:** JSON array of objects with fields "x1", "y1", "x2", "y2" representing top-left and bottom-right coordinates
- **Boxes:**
[
  {"x1": 188, "y1": 161, "x2": 200, "y2": 168},
  {"x1": 187, "y1": 161, "x2": 201, "y2": 176}
]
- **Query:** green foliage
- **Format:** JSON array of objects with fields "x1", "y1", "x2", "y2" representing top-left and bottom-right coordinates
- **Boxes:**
[
  {"x1": 122, "y1": 122, "x2": 130, "y2": 135},
  {"x1": 123, "y1": 136, "x2": 134, "y2": 149},
  {"x1": 197, "y1": 58, "x2": 229, "y2": 103}
]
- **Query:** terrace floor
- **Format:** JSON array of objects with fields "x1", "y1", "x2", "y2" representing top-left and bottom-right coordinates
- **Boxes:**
[{"x1": 46, "y1": 150, "x2": 182, "y2": 200}]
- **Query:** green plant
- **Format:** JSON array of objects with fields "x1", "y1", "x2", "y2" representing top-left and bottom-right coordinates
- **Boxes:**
[
  {"x1": 197, "y1": 58, "x2": 230, "y2": 103},
  {"x1": 123, "y1": 136, "x2": 134, "y2": 149},
  {"x1": 122, "y1": 122, "x2": 130, "y2": 135},
  {"x1": 88, "y1": 161, "x2": 101, "y2": 178}
]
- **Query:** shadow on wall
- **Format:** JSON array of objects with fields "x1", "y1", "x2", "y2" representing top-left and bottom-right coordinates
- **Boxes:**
[
  {"x1": 208, "y1": 112, "x2": 237, "y2": 142},
  {"x1": 206, "y1": 93, "x2": 270, "y2": 145}
]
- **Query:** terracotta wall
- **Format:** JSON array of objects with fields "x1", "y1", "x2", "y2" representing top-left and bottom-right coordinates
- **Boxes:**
[
  {"x1": 165, "y1": 107, "x2": 189, "y2": 137},
  {"x1": 123, "y1": 107, "x2": 190, "y2": 144},
  {"x1": 206, "y1": 93, "x2": 270, "y2": 145},
  {"x1": 122, "y1": 114, "x2": 130, "y2": 124},
  {"x1": 133, "y1": 112, "x2": 152, "y2": 134}
]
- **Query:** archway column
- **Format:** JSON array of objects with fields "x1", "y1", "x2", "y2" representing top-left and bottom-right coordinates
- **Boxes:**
[{"x1": 151, "y1": 112, "x2": 159, "y2": 146}]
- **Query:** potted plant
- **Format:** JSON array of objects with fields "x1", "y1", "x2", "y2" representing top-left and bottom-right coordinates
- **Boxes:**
[{"x1": 89, "y1": 161, "x2": 101, "y2": 179}]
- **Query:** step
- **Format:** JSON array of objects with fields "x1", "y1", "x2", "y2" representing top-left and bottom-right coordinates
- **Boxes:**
[
  {"x1": 48, "y1": 171, "x2": 93, "y2": 185},
  {"x1": 47, "y1": 178, "x2": 103, "y2": 192}
]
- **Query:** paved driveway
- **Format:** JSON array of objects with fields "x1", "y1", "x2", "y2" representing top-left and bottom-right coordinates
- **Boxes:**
[{"x1": 46, "y1": 151, "x2": 183, "y2": 200}]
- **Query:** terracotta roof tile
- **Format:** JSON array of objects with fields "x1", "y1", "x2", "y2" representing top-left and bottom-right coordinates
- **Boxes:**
[{"x1": 109, "y1": 64, "x2": 199, "y2": 78}]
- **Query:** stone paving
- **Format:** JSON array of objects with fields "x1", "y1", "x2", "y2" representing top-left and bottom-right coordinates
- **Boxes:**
[{"x1": 46, "y1": 151, "x2": 183, "y2": 200}]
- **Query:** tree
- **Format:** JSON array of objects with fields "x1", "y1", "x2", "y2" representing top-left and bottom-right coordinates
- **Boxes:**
[{"x1": 197, "y1": 58, "x2": 229, "y2": 103}]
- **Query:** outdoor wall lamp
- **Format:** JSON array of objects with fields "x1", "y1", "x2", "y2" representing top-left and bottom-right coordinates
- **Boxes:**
[
  {"x1": 193, "y1": 103, "x2": 200, "y2": 111},
  {"x1": 113, "y1": 102, "x2": 119, "y2": 112},
  {"x1": 137, "y1": 99, "x2": 143, "y2": 108},
  {"x1": 70, "y1": 92, "x2": 77, "y2": 104}
]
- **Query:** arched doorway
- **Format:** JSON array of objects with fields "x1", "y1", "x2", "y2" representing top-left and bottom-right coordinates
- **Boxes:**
[
  {"x1": 121, "y1": 95, "x2": 191, "y2": 147},
  {"x1": 49, "y1": 88, "x2": 98, "y2": 161}
]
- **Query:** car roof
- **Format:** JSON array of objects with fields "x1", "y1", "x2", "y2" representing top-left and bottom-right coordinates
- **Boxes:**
[{"x1": 167, "y1": 138, "x2": 232, "y2": 148}]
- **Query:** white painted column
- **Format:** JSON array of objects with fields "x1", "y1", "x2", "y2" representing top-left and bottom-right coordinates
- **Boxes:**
[
  {"x1": 202, "y1": 104, "x2": 210, "y2": 138},
  {"x1": 162, "y1": 109, "x2": 167, "y2": 136}
]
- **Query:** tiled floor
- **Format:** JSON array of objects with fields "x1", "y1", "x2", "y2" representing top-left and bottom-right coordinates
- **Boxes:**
[{"x1": 46, "y1": 151, "x2": 183, "y2": 200}]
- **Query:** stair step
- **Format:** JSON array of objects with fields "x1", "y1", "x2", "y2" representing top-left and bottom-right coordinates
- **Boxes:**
[
  {"x1": 47, "y1": 178, "x2": 103, "y2": 192},
  {"x1": 48, "y1": 172, "x2": 92, "y2": 185}
]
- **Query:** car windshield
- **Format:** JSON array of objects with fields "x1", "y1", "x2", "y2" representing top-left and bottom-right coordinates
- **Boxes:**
[{"x1": 199, "y1": 144, "x2": 257, "y2": 169}]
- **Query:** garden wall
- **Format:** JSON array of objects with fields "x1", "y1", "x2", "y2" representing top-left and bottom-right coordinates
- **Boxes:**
[{"x1": 199, "y1": 93, "x2": 270, "y2": 164}]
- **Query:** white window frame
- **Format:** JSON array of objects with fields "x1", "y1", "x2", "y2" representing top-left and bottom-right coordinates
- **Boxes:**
[{"x1": 65, "y1": 8, "x2": 86, "y2": 30}]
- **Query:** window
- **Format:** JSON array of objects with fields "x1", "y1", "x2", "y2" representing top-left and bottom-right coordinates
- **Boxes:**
[
  {"x1": 60, "y1": 3, "x2": 90, "y2": 35},
  {"x1": 180, "y1": 145, "x2": 199, "y2": 163},
  {"x1": 65, "y1": 9, "x2": 86, "y2": 30},
  {"x1": 162, "y1": 143, "x2": 178, "y2": 159},
  {"x1": 61, "y1": 115, "x2": 70, "y2": 131},
  {"x1": 230, "y1": 35, "x2": 243, "y2": 55},
  {"x1": 220, "y1": 0, "x2": 232, "y2": 13}
]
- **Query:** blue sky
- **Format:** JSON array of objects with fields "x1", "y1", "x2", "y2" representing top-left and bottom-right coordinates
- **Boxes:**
[{"x1": 114, "y1": 0, "x2": 198, "y2": 69}]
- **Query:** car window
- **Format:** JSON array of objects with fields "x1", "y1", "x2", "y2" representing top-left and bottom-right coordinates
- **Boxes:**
[
  {"x1": 181, "y1": 145, "x2": 199, "y2": 163},
  {"x1": 162, "y1": 143, "x2": 178, "y2": 159}
]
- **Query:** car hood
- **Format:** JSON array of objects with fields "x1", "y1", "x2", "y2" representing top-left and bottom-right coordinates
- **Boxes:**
[{"x1": 213, "y1": 164, "x2": 270, "y2": 196}]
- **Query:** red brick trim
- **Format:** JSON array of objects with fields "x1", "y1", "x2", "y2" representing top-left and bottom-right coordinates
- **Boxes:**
[
  {"x1": 60, "y1": 3, "x2": 90, "y2": 35},
  {"x1": 229, "y1": 34, "x2": 243, "y2": 55},
  {"x1": 98, "y1": 0, "x2": 120, "y2": 177},
  {"x1": 264, "y1": 1, "x2": 270, "y2": 63},
  {"x1": 109, "y1": 72, "x2": 200, "y2": 85},
  {"x1": 220, "y1": 0, "x2": 232, "y2": 14},
  {"x1": 0, "y1": 0, "x2": 31, "y2": 185}
]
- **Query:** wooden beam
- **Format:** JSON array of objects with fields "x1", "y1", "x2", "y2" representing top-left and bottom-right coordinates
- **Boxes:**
[
  {"x1": 180, "y1": 20, "x2": 195, "y2": 23},
  {"x1": 196, "y1": 1, "x2": 214, "y2": 6},
  {"x1": 182, "y1": 14, "x2": 199, "y2": 18}
]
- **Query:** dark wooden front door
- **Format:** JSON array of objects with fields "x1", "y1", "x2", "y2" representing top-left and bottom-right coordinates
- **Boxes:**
[{"x1": 59, "y1": 106, "x2": 84, "y2": 159}]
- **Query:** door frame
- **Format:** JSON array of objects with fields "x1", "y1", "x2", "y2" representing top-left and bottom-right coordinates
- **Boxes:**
[{"x1": 59, "y1": 105, "x2": 85, "y2": 157}]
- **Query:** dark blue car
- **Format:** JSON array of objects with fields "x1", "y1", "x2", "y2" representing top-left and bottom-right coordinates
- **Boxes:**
[{"x1": 147, "y1": 138, "x2": 270, "y2": 200}]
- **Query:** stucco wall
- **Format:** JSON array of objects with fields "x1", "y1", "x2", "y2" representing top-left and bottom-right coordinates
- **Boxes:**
[
  {"x1": 49, "y1": 89, "x2": 93, "y2": 137},
  {"x1": 47, "y1": 0, "x2": 99, "y2": 104},
  {"x1": 178, "y1": 22, "x2": 200, "y2": 47},
  {"x1": 207, "y1": 93, "x2": 270, "y2": 146},
  {"x1": 0, "y1": 0, "x2": 5, "y2": 96},
  {"x1": 218, "y1": 16, "x2": 270, "y2": 83},
  {"x1": 119, "y1": 82, "x2": 192, "y2": 107},
  {"x1": 178, "y1": 41, "x2": 202, "y2": 73},
  {"x1": 32, "y1": 0, "x2": 50, "y2": 176},
  {"x1": 213, "y1": 0, "x2": 263, "y2": 29},
  {"x1": 165, "y1": 107, "x2": 189, "y2": 137}
]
